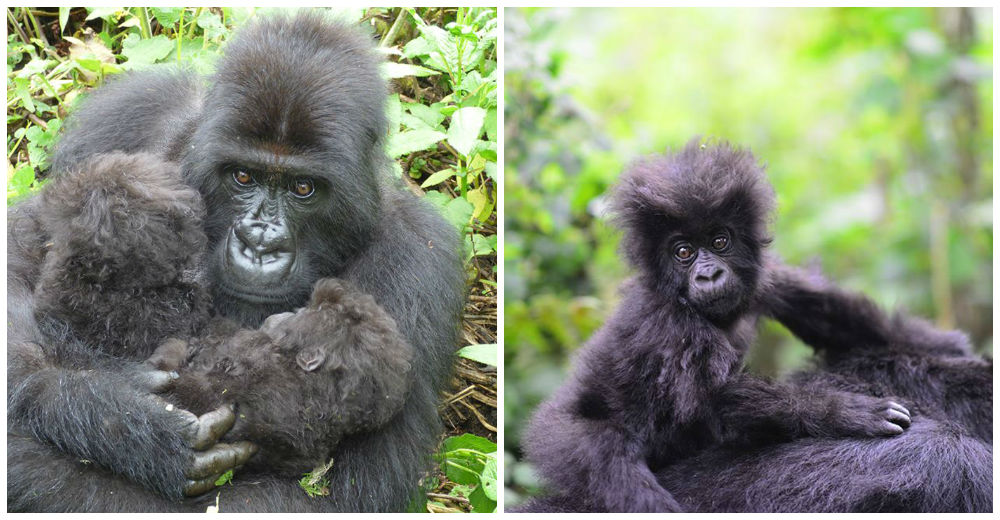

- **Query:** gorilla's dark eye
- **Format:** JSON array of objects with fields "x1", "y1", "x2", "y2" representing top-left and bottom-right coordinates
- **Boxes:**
[
  {"x1": 712, "y1": 235, "x2": 729, "y2": 251},
  {"x1": 674, "y1": 244, "x2": 694, "y2": 261},
  {"x1": 233, "y1": 170, "x2": 253, "y2": 186},
  {"x1": 292, "y1": 178, "x2": 315, "y2": 198}
]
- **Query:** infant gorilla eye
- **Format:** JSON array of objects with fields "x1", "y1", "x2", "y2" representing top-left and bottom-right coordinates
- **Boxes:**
[
  {"x1": 712, "y1": 235, "x2": 729, "y2": 251},
  {"x1": 674, "y1": 244, "x2": 694, "y2": 261},
  {"x1": 292, "y1": 178, "x2": 314, "y2": 198},
  {"x1": 233, "y1": 170, "x2": 253, "y2": 186}
]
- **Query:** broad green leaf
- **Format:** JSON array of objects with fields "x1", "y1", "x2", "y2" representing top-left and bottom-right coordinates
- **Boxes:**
[
  {"x1": 13, "y1": 77, "x2": 34, "y2": 113},
  {"x1": 386, "y1": 129, "x2": 445, "y2": 158},
  {"x1": 467, "y1": 185, "x2": 494, "y2": 222},
  {"x1": 420, "y1": 168, "x2": 455, "y2": 189},
  {"x1": 120, "y1": 34, "x2": 173, "y2": 69},
  {"x1": 456, "y1": 343, "x2": 496, "y2": 366},
  {"x1": 484, "y1": 108, "x2": 497, "y2": 141},
  {"x1": 149, "y1": 7, "x2": 182, "y2": 28},
  {"x1": 381, "y1": 61, "x2": 439, "y2": 79},
  {"x1": 196, "y1": 10, "x2": 226, "y2": 40},
  {"x1": 447, "y1": 107, "x2": 486, "y2": 157},
  {"x1": 480, "y1": 455, "x2": 498, "y2": 500},
  {"x1": 403, "y1": 102, "x2": 446, "y2": 129},
  {"x1": 85, "y1": 7, "x2": 122, "y2": 20},
  {"x1": 466, "y1": 233, "x2": 494, "y2": 258}
]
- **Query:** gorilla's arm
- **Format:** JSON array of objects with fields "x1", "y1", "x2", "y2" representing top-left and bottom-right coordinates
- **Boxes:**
[
  {"x1": 713, "y1": 373, "x2": 911, "y2": 444},
  {"x1": 7, "y1": 200, "x2": 253, "y2": 501},
  {"x1": 756, "y1": 259, "x2": 894, "y2": 355}
]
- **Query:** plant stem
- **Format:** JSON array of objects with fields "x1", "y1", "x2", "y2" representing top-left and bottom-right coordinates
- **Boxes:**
[{"x1": 379, "y1": 9, "x2": 408, "y2": 48}]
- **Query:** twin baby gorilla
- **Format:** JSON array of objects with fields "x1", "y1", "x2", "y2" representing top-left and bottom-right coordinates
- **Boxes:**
[
  {"x1": 522, "y1": 140, "x2": 992, "y2": 513},
  {"x1": 34, "y1": 152, "x2": 412, "y2": 482}
]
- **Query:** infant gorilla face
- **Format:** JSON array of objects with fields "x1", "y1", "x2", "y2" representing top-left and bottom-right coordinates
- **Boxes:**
[
  {"x1": 667, "y1": 227, "x2": 747, "y2": 320},
  {"x1": 260, "y1": 311, "x2": 328, "y2": 372}
]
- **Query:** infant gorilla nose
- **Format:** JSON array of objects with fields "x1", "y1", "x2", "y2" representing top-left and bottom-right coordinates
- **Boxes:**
[{"x1": 693, "y1": 260, "x2": 728, "y2": 291}]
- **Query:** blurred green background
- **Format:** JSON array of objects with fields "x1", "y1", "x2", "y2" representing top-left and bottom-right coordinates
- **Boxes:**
[{"x1": 503, "y1": 7, "x2": 993, "y2": 506}]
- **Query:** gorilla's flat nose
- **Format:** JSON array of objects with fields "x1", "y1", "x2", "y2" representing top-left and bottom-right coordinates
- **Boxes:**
[{"x1": 694, "y1": 266, "x2": 727, "y2": 289}]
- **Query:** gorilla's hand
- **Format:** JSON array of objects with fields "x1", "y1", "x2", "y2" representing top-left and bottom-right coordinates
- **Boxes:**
[
  {"x1": 134, "y1": 367, "x2": 259, "y2": 497},
  {"x1": 827, "y1": 393, "x2": 912, "y2": 437}
]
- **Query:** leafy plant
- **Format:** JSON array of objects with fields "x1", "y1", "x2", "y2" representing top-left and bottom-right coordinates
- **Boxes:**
[{"x1": 434, "y1": 433, "x2": 497, "y2": 513}]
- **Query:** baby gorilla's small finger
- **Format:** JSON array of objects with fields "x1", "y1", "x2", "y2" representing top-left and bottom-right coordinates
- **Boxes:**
[
  {"x1": 188, "y1": 405, "x2": 236, "y2": 450},
  {"x1": 135, "y1": 369, "x2": 178, "y2": 393},
  {"x1": 187, "y1": 441, "x2": 258, "y2": 479}
]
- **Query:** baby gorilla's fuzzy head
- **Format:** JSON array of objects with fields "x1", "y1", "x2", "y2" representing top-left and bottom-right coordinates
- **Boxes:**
[{"x1": 610, "y1": 139, "x2": 775, "y2": 323}]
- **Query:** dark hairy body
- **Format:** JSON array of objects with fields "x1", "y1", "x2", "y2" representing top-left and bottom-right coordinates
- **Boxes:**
[
  {"x1": 519, "y1": 141, "x2": 991, "y2": 513},
  {"x1": 8, "y1": 13, "x2": 465, "y2": 512}
]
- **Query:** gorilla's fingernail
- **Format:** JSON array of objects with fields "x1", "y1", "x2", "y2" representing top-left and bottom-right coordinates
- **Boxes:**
[{"x1": 169, "y1": 371, "x2": 180, "y2": 379}]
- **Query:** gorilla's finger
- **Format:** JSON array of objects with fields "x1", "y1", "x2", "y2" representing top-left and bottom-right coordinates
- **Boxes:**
[
  {"x1": 183, "y1": 475, "x2": 224, "y2": 497},
  {"x1": 886, "y1": 409, "x2": 911, "y2": 428},
  {"x1": 188, "y1": 405, "x2": 236, "y2": 450},
  {"x1": 879, "y1": 422, "x2": 905, "y2": 436},
  {"x1": 187, "y1": 441, "x2": 258, "y2": 479},
  {"x1": 135, "y1": 369, "x2": 179, "y2": 393},
  {"x1": 887, "y1": 401, "x2": 910, "y2": 417}
]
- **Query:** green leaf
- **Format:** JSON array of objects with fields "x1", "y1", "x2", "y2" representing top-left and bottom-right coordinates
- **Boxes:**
[
  {"x1": 386, "y1": 129, "x2": 445, "y2": 158},
  {"x1": 447, "y1": 107, "x2": 486, "y2": 157},
  {"x1": 484, "y1": 108, "x2": 497, "y2": 141},
  {"x1": 456, "y1": 343, "x2": 496, "y2": 366},
  {"x1": 381, "y1": 62, "x2": 439, "y2": 79},
  {"x1": 196, "y1": 11, "x2": 226, "y2": 40},
  {"x1": 403, "y1": 102, "x2": 446, "y2": 129},
  {"x1": 420, "y1": 168, "x2": 455, "y2": 189},
  {"x1": 13, "y1": 77, "x2": 34, "y2": 113},
  {"x1": 149, "y1": 7, "x2": 182, "y2": 28},
  {"x1": 480, "y1": 456, "x2": 498, "y2": 501},
  {"x1": 466, "y1": 233, "x2": 494, "y2": 258},
  {"x1": 85, "y1": 7, "x2": 121, "y2": 20},
  {"x1": 120, "y1": 34, "x2": 173, "y2": 69},
  {"x1": 9, "y1": 163, "x2": 35, "y2": 192},
  {"x1": 214, "y1": 470, "x2": 233, "y2": 486},
  {"x1": 59, "y1": 7, "x2": 70, "y2": 34}
]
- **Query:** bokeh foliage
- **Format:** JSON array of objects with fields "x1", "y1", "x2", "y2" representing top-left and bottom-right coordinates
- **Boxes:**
[{"x1": 504, "y1": 7, "x2": 992, "y2": 506}]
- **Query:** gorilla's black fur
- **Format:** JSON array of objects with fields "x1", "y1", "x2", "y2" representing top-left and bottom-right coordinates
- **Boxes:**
[
  {"x1": 518, "y1": 140, "x2": 991, "y2": 513},
  {"x1": 522, "y1": 141, "x2": 922, "y2": 513},
  {"x1": 8, "y1": 12, "x2": 465, "y2": 512}
]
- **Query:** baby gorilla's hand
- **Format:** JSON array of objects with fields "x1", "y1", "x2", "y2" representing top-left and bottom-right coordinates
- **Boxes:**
[{"x1": 830, "y1": 394, "x2": 912, "y2": 437}]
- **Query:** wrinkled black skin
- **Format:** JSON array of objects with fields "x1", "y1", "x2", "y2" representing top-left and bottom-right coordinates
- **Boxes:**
[
  {"x1": 8, "y1": 13, "x2": 465, "y2": 512},
  {"x1": 518, "y1": 142, "x2": 991, "y2": 513},
  {"x1": 521, "y1": 141, "x2": 922, "y2": 513}
]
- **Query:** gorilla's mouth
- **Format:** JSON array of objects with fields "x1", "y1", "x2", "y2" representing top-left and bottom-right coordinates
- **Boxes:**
[{"x1": 215, "y1": 281, "x2": 300, "y2": 304}]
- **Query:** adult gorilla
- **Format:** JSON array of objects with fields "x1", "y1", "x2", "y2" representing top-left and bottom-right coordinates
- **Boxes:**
[{"x1": 8, "y1": 12, "x2": 465, "y2": 512}]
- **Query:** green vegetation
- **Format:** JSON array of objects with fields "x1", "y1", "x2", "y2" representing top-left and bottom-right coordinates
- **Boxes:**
[
  {"x1": 504, "y1": 7, "x2": 992, "y2": 506},
  {"x1": 7, "y1": 7, "x2": 496, "y2": 513}
]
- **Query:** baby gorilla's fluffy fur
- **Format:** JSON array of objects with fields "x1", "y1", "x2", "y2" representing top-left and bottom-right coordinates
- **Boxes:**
[
  {"x1": 33, "y1": 152, "x2": 413, "y2": 476},
  {"x1": 522, "y1": 140, "x2": 911, "y2": 513},
  {"x1": 34, "y1": 152, "x2": 210, "y2": 359},
  {"x1": 152, "y1": 279, "x2": 413, "y2": 475}
]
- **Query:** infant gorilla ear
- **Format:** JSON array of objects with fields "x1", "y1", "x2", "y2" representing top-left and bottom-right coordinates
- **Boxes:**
[
  {"x1": 34, "y1": 152, "x2": 210, "y2": 358},
  {"x1": 159, "y1": 278, "x2": 415, "y2": 475}
]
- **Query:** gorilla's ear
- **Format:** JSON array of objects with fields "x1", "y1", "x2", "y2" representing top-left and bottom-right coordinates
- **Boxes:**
[{"x1": 296, "y1": 348, "x2": 326, "y2": 372}]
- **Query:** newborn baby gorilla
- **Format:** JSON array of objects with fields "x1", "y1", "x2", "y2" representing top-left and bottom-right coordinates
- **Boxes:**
[
  {"x1": 34, "y1": 152, "x2": 210, "y2": 358},
  {"x1": 150, "y1": 278, "x2": 413, "y2": 477},
  {"x1": 33, "y1": 152, "x2": 413, "y2": 482}
]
